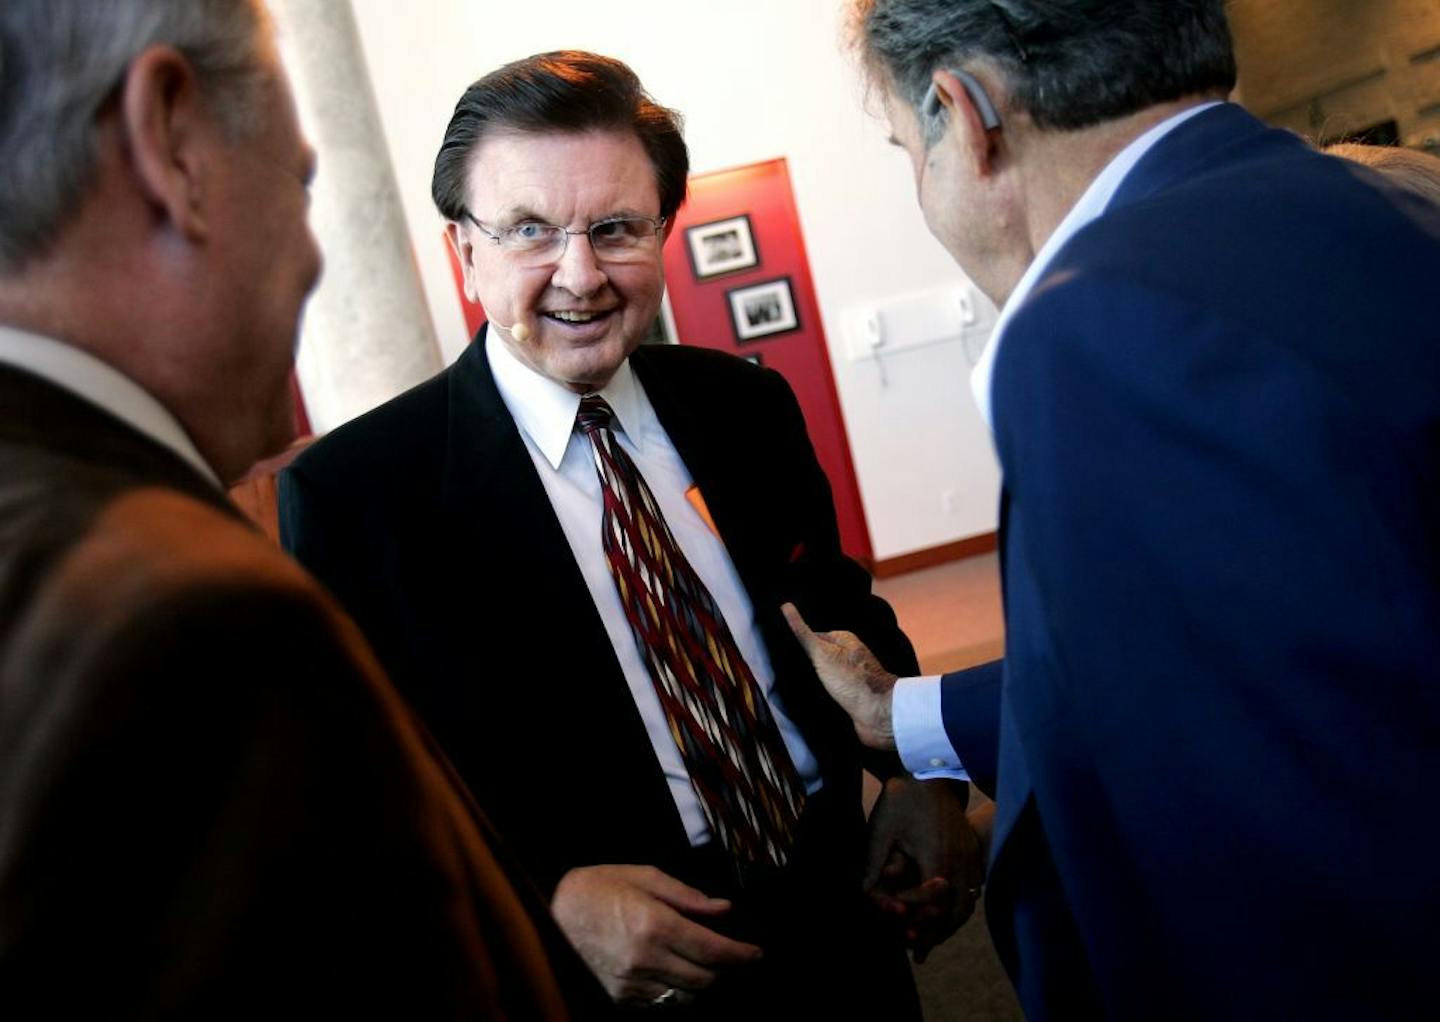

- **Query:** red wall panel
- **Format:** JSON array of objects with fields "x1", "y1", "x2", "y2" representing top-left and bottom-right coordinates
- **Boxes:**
[{"x1": 663, "y1": 159, "x2": 872, "y2": 563}]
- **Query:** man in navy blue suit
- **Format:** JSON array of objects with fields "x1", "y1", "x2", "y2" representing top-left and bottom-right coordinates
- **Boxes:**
[{"x1": 786, "y1": 1, "x2": 1440, "y2": 1017}]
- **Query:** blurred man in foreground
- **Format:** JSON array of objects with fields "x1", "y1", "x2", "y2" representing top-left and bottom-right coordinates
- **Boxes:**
[{"x1": 0, "y1": 2, "x2": 591, "y2": 1016}]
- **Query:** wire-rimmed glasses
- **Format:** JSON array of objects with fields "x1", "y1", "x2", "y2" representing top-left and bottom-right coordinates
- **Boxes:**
[{"x1": 464, "y1": 212, "x2": 666, "y2": 267}]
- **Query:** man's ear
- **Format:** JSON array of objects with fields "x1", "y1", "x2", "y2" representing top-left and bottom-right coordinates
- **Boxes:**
[
  {"x1": 118, "y1": 45, "x2": 212, "y2": 241},
  {"x1": 930, "y1": 67, "x2": 1004, "y2": 177},
  {"x1": 445, "y1": 220, "x2": 480, "y2": 303}
]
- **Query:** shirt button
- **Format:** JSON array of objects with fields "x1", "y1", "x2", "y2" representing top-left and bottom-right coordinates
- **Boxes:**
[{"x1": 929, "y1": 757, "x2": 946, "y2": 768}]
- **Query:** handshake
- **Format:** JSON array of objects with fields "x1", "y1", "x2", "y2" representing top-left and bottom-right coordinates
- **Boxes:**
[{"x1": 783, "y1": 603, "x2": 995, "y2": 964}]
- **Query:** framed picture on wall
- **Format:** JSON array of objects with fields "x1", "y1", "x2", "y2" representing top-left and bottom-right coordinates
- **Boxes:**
[
  {"x1": 685, "y1": 214, "x2": 759, "y2": 280},
  {"x1": 727, "y1": 276, "x2": 800, "y2": 343}
]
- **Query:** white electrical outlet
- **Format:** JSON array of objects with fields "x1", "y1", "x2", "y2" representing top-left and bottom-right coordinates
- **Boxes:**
[{"x1": 957, "y1": 287, "x2": 977, "y2": 326}]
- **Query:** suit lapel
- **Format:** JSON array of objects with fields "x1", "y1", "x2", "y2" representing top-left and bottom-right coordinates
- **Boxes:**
[
  {"x1": 437, "y1": 334, "x2": 694, "y2": 859},
  {"x1": 437, "y1": 339, "x2": 568, "y2": 561},
  {"x1": 437, "y1": 335, "x2": 624, "y2": 672}
]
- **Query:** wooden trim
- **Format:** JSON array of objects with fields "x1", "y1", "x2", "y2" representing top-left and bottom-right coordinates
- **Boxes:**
[{"x1": 871, "y1": 532, "x2": 998, "y2": 579}]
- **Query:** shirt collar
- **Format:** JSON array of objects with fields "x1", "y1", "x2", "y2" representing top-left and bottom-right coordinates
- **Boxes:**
[
  {"x1": 484, "y1": 327, "x2": 644, "y2": 470},
  {"x1": 970, "y1": 100, "x2": 1226, "y2": 431},
  {"x1": 0, "y1": 324, "x2": 222, "y2": 487}
]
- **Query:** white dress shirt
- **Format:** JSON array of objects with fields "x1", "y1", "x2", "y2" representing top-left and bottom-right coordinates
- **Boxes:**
[
  {"x1": 893, "y1": 102, "x2": 1226, "y2": 780},
  {"x1": 0, "y1": 324, "x2": 220, "y2": 488},
  {"x1": 485, "y1": 334, "x2": 822, "y2": 845}
]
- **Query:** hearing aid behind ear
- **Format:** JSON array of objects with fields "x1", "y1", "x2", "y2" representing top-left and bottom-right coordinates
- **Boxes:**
[{"x1": 922, "y1": 70, "x2": 1002, "y2": 132}]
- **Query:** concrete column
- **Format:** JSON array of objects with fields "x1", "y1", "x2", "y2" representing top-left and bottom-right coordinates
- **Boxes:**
[{"x1": 266, "y1": 0, "x2": 443, "y2": 434}]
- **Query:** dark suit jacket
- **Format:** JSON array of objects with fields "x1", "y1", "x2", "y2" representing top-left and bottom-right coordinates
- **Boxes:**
[
  {"x1": 941, "y1": 104, "x2": 1440, "y2": 1019},
  {"x1": 0, "y1": 365, "x2": 599, "y2": 1020},
  {"x1": 280, "y1": 340, "x2": 918, "y2": 896}
]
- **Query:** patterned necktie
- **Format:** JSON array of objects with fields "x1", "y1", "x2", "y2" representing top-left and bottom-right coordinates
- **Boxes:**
[{"x1": 576, "y1": 394, "x2": 806, "y2": 870}]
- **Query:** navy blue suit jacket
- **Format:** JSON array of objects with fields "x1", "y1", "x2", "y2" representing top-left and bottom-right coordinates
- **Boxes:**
[{"x1": 942, "y1": 104, "x2": 1440, "y2": 1018}]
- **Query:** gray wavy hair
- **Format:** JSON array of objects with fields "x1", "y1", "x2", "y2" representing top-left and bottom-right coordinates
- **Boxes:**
[
  {"x1": 849, "y1": 0, "x2": 1236, "y2": 136},
  {"x1": 0, "y1": 0, "x2": 272, "y2": 271}
]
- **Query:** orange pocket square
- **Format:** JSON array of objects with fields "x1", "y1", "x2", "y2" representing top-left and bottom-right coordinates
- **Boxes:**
[{"x1": 685, "y1": 485, "x2": 721, "y2": 540}]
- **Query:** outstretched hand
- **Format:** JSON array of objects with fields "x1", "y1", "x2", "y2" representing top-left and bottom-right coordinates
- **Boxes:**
[{"x1": 782, "y1": 602, "x2": 899, "y2": 749}]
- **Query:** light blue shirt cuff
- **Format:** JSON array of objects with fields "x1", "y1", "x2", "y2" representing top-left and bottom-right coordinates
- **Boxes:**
[{"x1": 892, "y1": 675, "x2": 970, "y2": 781}]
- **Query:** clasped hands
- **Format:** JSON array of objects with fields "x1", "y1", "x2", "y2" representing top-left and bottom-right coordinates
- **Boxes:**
[
  {"x1": 864, "y1": 773, "x2": 984, "y2": 962},
  {"x1": 783, "y1": 602, "x2": 988, "y2": 961}
]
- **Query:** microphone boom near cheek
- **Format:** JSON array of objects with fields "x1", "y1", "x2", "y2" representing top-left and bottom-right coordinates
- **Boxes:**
[{"x1": 487, "y1": 310, "x2": 533, "y2": 344}]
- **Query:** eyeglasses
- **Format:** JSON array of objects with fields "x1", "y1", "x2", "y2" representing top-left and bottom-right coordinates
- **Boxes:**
[{"x1": 463, "y1": 212, "x2": 667, "y2": 267}]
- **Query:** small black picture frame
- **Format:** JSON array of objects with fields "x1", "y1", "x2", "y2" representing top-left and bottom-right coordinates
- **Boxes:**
[
  {"x1": 726, "y1": 276, "x2": 800, "y2": 343},
  {"x1": 685, "y1": 214, "x2": 760, "y2": 280}
]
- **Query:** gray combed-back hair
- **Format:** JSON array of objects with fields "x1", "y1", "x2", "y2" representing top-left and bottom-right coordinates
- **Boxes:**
[
  {"x1": 0, "y1": 0, "x2": 271, "y2": 271},
  {"x1": 850, "y1": 0, "x2": 1236, "y2": 134}
]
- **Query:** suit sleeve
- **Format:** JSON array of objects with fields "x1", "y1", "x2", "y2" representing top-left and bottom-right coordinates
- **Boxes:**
[{"x1": 938, "y1": 660, "x2": 1004, "y2": 798}]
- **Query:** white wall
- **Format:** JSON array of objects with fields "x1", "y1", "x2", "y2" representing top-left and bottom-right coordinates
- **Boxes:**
[{"x1": 346, "y1": 0, "x2": 1000, "y2": 560}]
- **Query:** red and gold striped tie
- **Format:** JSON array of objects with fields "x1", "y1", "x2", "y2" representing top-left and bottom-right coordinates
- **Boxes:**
[{"x1": 576, "y1": 394, "x2": 805, "y2": 870}]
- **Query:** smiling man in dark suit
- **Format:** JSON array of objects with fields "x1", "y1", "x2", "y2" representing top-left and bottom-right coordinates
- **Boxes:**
[
  {"x1": 0, "y1": 2, "x2": 590, "y2": 1017},
  {"x1": 280, "y1": 50, "x2": 981, "y2": 1017},
  {"x1": 786, "y1": 1, "x2": 1440, "y2": 1019}
]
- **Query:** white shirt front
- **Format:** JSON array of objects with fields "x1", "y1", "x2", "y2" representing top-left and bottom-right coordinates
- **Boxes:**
[
  {"x1": 894, "y1": 102, "x2": 1226, "y2": 780},
  {"x1": 485, "y1": 334, "x2": 822, "y2": 845},
  {"x1": 0, "y1": 324, "x2": 220, "y2": 488}
]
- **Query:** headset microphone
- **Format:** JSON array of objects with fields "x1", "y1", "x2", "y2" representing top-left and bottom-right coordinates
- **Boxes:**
[{"x1": 487, "y1": 314, "x2": 533, "y2": 344}]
